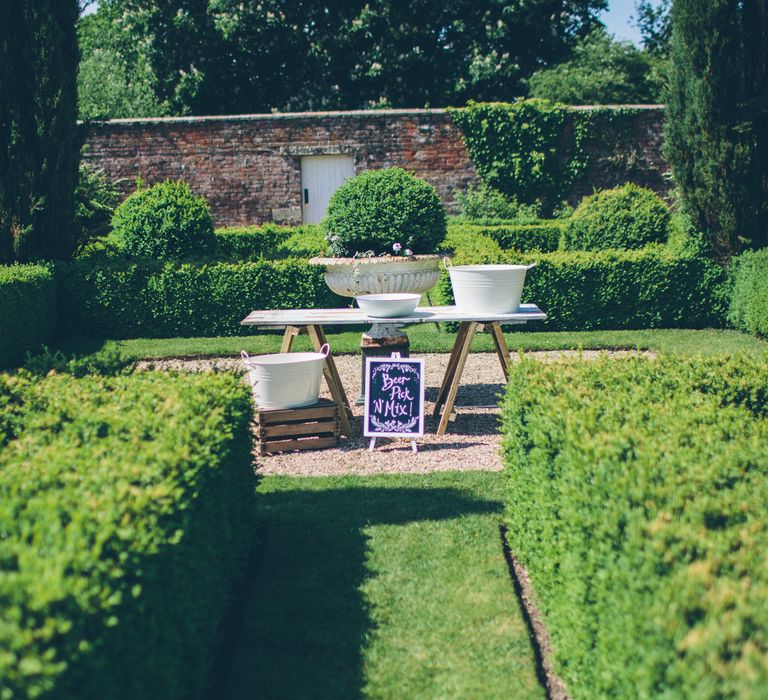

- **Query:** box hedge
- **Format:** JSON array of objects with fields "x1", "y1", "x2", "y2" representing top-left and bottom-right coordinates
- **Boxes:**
[
  {"x1": 214, "y1": 224, "x2": 325, "y2": 260},
  {"x1": 0, "y1": 371, "x2": 257, "y2": 699},
  {"x1": 728, "y1": 248, "x2": 768, "y2": 337},
  {"x1": 501, "y1": 355, "x2": 768, "y2": 699},
  {"x1": 447, "y1": 222, "x2": 564, "y2": 253},
  {"x1": 58, "y1": 258, "x2": 343, "y2": 338},
  {"x1": 0, "y1": 264, "x2": 57, "y2": 368},
  {"x1": 564, "y1": 184, "x2": 671, "y2": 251},
  {"x1": 433, "y1": 244, "x2": 727, "y2": 330}
]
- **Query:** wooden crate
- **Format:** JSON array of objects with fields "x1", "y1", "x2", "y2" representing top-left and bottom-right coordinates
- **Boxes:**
[{"x1": 255, "y1": 398, "x2": 340, "y2": 456}]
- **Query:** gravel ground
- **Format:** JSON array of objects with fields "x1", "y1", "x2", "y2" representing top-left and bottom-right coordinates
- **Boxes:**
[{"x1": 137, "y1": 349, "x2": 651, "y2": 476}]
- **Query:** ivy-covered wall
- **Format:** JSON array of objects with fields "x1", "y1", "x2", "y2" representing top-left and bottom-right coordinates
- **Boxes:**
[
  {"x1": 83, "y1": 104, "x2": 667, "y2": 226},
  {"x1": 449, "y1": 101, "x2": 669, "y2": 214}
]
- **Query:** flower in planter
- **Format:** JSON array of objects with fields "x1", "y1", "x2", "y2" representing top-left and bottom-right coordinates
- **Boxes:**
[{"x1": 322, "y1": 167, "x2": 447, "y2": 258}]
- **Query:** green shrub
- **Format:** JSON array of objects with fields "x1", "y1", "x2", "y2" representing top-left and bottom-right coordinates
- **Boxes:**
[
  {"x1": 433, "y1": 244, "x2": 727, "y2": 330},
  {"x1": 501, "y1": 355, "x2": 768, "y2": 699},
  {"x1": 454, "y1": 184, "x2": 542, "y2": 223},
  {"x1": 442, "y1": 228, "x2": 504, "y2": 263},
  {"x1": 0, "y1": 264, "x2": 57, "y2": 368},
  {"x1": 58, "y1": 258, "x2": 341, "y2": 338},
  {"x1": 565, "y1": 184, "x2": 671, "y2": 251},
  {"x1": 75, "y1": 160, "x2": 123, "y2": 251},
  {"x1": 323, "y1": 167, "x2": 446, "y2": 257},
  {"x1": 449, "y1": 222, "x2": 564, "y2": 253},
  {"x1": 214, "y1": 224, "x2": 325, "y2": 260},
  {"x1": 112, "y1": 180, "x2": 215, "y2": 259},
  {"x1": 0, "y1": 371, "x2": 256, "y2": 700},
  {"x1": 728, "y1": 249, "x2": 768, "y2": 337}
]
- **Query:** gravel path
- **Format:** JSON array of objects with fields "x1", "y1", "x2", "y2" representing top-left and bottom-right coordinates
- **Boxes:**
[{"x1": 137, "y1": 349, "x2": 650, "y2": 476}]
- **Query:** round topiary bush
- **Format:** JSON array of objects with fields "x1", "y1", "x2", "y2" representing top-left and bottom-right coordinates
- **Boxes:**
[
  {"x1": 564, "y1": 184, "x2": 671, "y2": 251},
  {"x1": 112, "y1": 180, "x2": 214, "y2": 259},
  {"x1": 323, "y1": 167, "x2": 447, "y2": 257}
]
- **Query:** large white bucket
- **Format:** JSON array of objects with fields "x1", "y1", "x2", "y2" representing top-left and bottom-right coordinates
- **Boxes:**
[
  {"x1": 444, "y1": 258, "x2": 536, "y2": 314},
  {"x1": 241, "y1": 345, "x2": 329, "y2": 409}
]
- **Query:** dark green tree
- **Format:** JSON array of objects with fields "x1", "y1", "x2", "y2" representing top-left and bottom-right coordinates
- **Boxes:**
[
  {"x1": 665, "y1": 0, "x2": 768, "y2": 261},
  {"x1": 80, "y1": 0, "x2": 608, "y2": 116},
  {"x1": 0, "y1": 1, "x2": 81, "y2": 262},
  {"x1": 632, "y1": 0, "x2": 671, "y2": 55},
  {"x1": 527, "y1": 28, "x2": 665, "y2": 104}
]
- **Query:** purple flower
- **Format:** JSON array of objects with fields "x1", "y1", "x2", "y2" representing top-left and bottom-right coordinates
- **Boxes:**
[
  {"x1": 405, "y1": 248, "x2": 413, "y2": 256},
  {"x1": 392, "y1": 242, "x2": 402, "y2": 252},
  {"x1": 331, "y1": 235, "x2": 340, "y2": 242}
]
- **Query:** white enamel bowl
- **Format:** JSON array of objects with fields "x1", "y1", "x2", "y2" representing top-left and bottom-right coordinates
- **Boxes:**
[
  {"x1": 241, "y1": 345, "x2": 329, "y2": 409},
  {"x1": 355, "y1": 293, "x2": 421, "y2": 318}
]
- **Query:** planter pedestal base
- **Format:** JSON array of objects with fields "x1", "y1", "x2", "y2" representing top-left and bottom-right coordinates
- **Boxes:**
[{"x1": 357, "y1": 323, "x2": 410, "y2": 405}]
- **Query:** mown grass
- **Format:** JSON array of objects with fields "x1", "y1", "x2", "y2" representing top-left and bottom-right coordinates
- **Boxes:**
[
  {"x1": 212, "y1": 472, "x2": 545, "y2": 700},
  {"x1": 55, "y1": 327, "x2": 767, "y2": 362}
]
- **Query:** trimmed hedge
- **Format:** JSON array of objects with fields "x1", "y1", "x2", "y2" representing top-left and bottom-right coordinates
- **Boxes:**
[
  {"x1": 433, "y1": 244, "x2": 727, "y2": 330},
  {"x1": 448, "y1": 222, "x2": 563, "y2": 253},
  {"x1": 0, "y1": 264, "x2": 57, "y2": 368},
  {"x1": 501, "y1": 355, "x2": 768, "y2": 698},
  {"x1": 564, "y1": 184, "x2": 671, "y2": 251},
  {"x1": 0, "y1": 371, "x2": 256, "y2": 699},
  {"x1": 112, "y1": 180, "x2": 215, "y2": 259},
  {"x1": 215, "y1": 224, "x2": 325, "y2": 260},
  {"x1": 728, "y1": 249, "x2": 768, "y2": 337},
  {"x1": 58, "y1": 258, "x2": 342, "y2": 338},
  {"x1": 323, "y1": 167, "x2": 447, "y2": 256}
]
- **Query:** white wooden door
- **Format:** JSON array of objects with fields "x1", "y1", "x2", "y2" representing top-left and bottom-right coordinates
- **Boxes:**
[{"x1": 301, "y1": 155, "x2": 355, "y2": 224}]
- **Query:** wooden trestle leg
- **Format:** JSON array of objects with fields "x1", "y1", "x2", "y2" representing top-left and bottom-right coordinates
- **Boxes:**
[
  {"x1": 306, "y1": 324, "x2": 353, "y2": 437},
  {"x1": 280, "y1": 325, "x2": 302, "y2": 353},
  {"x1": 434, "y1": 321, "x2": 481, "y2": 436},
  {"x1": 487, "y1": 321, "x2": 513, "y2": 378}
]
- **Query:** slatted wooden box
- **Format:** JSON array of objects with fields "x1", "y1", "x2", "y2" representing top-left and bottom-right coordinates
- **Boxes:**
[{"x1": 255, "y1": 398, "x2": 340, "y2": 456}]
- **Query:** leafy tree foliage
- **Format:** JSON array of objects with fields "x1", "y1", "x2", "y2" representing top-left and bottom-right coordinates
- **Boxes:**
[
  {"x1": 0, "y1": 1, "x2": 81, "y2": 262},
  {"x1": 79, "y1": 0, "x2": 608, "y2": 117},
  {"x1": 665, "y1": 0, "x2": 768, "y2": 261},
  {"x1": 632, "y1": 0, "x2": 671, "y2": 55},
  {"x1": 527, "y1": 28, "x2": 665, "y2": 104},
  {"x1": 78, "y1": 12, "x2": 168, "y2": 119}
]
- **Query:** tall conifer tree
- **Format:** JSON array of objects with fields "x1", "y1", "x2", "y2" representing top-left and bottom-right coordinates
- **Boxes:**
[
  {"x1": 0, "y1": 1, "x2": 81, "y2": 263},
  {"x1": 665, "y1": 0, "x2": 767, "y2": 261}
]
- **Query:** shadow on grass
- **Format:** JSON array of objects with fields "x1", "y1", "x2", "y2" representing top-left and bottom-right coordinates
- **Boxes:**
[{"x1": 210, "y1": 485, "x2": 502, "y2": 700}]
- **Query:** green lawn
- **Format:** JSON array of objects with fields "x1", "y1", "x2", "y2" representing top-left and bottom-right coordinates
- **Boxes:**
[
  {"x1": 55, "y1": 326, "x2": 766, "y2": 362},
  {"x1": 212, "y1": 472, "x2": 545, "y2": 700}
]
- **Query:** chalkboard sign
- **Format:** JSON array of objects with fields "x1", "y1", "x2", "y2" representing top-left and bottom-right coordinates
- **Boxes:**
[{"x1": 364, "y1": 356, "x2": 425, "y2": 439}]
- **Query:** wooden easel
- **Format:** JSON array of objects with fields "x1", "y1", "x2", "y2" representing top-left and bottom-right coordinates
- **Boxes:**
[
  {"x1": 432, "y1": 321, "x2": 512, "y2": 436},
  {"x1": 279, "y1": 324, "x2": 353, "y2": 437},
  {"x1": 368, "y1": 437, "x2": 418, "y2": 453}
]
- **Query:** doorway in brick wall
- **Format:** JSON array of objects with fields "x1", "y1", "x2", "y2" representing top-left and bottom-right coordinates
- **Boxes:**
[{"x1": 301, "y1": 155, "x2": 355, "y2": 224}]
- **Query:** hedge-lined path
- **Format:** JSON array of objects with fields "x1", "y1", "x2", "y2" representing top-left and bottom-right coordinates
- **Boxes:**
[
  {"x1": 138, "y1": 349, "x2": 650, "y2": 476},
  {"x1": 210, "y1": 472, "x2": 547, "y2": 700}
]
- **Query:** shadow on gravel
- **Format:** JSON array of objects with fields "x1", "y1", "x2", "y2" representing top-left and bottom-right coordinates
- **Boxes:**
[{"x1": 209, "y1": 486, "x2": 501, "y2": 700}]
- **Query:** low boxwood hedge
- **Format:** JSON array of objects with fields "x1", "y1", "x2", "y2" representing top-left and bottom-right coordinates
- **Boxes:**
[
  {"x1": 433, "y1": 244, "x2": 727, "y2": 330},
  {"x1": 501, "y1": 355, "x2": 768, "y2": 699},
  {"x1": 215, "y1": 224, "x2": 325, "y2": 260},
  {"x1": 58, "y1": 258, "x2": 342, "y2": 338},
  {"x1": 0, "y1": 371, "x2": 256, "y2": 699},
  {"x1": 0, "y1": 264, "x2": 57, "y2": 368},
  {"x1": 728, "y1": 248, "x2": 768, "y2": 337},
  {"x1": 447, "y1": 222, "x2": 564, "y2": 253}
]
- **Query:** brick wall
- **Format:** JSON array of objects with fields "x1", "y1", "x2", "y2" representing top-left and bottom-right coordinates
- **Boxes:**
[{"x1": 83, "y1": 106, "x2": 667, "y2": 227}]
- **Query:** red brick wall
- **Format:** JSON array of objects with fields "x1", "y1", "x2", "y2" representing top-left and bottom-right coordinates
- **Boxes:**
[{"x1": 83, "y1": 106, "x2": 667, "y2": 227}]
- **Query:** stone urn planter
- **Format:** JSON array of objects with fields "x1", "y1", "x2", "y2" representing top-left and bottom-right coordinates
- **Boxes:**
[
  {"x1": 309, "y1": 255, "x2": 441, "y2": 298},
  {"x1": 310, "y1": 255, "x2": 440, "y2": 404}
]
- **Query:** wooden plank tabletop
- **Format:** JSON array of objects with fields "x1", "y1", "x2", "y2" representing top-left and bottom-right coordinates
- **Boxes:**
[{"x1": 241, "y1": 304, "x2": 547, "y2": 326}]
